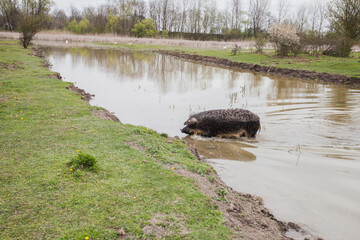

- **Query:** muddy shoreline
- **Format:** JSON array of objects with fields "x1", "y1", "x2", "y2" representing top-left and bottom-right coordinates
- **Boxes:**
[
  {"x1": 154, "y1": 50, "x2": 360, "y2": 86},
  {"x1": 33, "y1": 47, "x2": 322, "y2": 240}
]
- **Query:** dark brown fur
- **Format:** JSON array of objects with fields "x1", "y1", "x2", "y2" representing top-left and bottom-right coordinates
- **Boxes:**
[{"x1": 181, "y1": 109, "x2": 260, "y2": 138}]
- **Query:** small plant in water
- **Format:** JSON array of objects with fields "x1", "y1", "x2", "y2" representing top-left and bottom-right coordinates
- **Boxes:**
[
  {"x1": 68, "y1": 151, "x2": 99, "y2": 172},
  {"x1": 160, "y1": 133, "x2": 168, "y2": 138}
]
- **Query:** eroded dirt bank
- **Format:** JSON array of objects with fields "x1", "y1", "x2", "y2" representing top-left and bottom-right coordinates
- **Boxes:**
[
  {"x1": 154, "y1": 50, "x2": 360, "y2": 86},
  {"x1": 34, "y1": 48, "x2": 322, "y2": 240},
  {"x1": 164, "y1": 146, "x2": 324, "y2": 240}
]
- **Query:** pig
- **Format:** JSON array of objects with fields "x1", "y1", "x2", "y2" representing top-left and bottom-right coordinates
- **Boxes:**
[{"x1": 181, "y1": 109, "x2": 260, "y2": 138}]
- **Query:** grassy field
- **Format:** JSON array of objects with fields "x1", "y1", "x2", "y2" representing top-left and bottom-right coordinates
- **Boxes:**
[
  {"x1": 0, "y1": 41, "x2": 233, "y2": 239},
  {"x1": 104, "y1": 43, "x2": 360, "y2": 78}
]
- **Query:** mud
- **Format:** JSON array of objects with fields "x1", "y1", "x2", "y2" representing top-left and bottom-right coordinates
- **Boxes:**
[
  {"x1": 91, "y1": 109, "x2": 121, "y2": 122},
  {"x1": 0, "y1": 61, "x2": 24, "y2": 70},
  {"x1": 127, "y1": 137, "x2": 321, "y2": 240},
  {"x1": 154, "y1": 50, "x2": 360, "y2": 86},
  {"x1": 47, "y1": 72, "x2": 62, "y2": 80},
  {"x1": 164, "y1": 145, "x2": 322, "y2": 240},
  {"x1": 32, "y1": 48, "x2": 52, "y2": 68},
  {"x1": 66, "y1": 84, "x2": 95, "y2": 103}
]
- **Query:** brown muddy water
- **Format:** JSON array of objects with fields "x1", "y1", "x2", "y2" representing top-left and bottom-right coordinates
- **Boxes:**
[{"x1": 41, "y1": 46, "x2": 360, "y2": 240}]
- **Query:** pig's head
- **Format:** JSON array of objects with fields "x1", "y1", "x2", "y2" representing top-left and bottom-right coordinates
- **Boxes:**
[{"x1": 181, "y1": 117, "x2": 198, "y2": 135}]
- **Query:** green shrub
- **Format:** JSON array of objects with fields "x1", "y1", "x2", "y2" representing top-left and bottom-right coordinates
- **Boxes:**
[
  {"x1": 323, "y1": 36, "x2": 354, "y2": 57},
  {"x1": 255, "y1": 34, "x2": 267, "y2": 53},
  {"x1": 215, "y1": 188, "x2": 229, "y2": 202},
  {"x1": 131, "y1": 18, "x2": 158, "y2": 38},
  {"x1": 161, "y1": 30, "x2": 169, "y2": 39},
  {"x1": 68, "y1": 152, "x2": 99, "y2": 172},
  {"x1": 160, "y1": 133, "x2": 168, "y2": 138}
]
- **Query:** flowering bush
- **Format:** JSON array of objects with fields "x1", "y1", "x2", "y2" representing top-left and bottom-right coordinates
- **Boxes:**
[{"x1": 270, "y1": 23, "x2": 300, "y2": 56}]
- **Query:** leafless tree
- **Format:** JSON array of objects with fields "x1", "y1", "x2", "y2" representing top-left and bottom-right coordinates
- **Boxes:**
[
  {"x1": 276, "y1": 0, "x2": 289, "y2": 23},
  {"x1": 309, "y1": 1, "x2": 327, "y2": 34},
  {"x1": 231, "y1": 0, "x2": 242, "y2": 29},
  {"x1": 249, "y1": 0, "x2": 271, "y2": 36},
  {"x1": 179, "y1": 0, "x2": 189, "y2": 33},
  {"x1": 292, "y1": 4, "x2": 308, "y2": 33},
  {"x1": 161, "y1": 0, "x2": 172, "y2": 31},
  {"x1": 149, "y1": 0, "x2": 160, "y2": 30},
  {"x1": 69, "y1": 5, "x2": 81, "y2": 22},
  {"x1": 188, "y1": 0, "x2": 202, "y2": 33},
  {"x1": 50, "y1": 8, "x2": 67, "y2": 30}
]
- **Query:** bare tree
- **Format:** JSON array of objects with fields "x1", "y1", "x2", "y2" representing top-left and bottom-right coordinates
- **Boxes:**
[
  {"x1": 276, "y1": 0, "x2": 289, "y2": 23},
  {"x1": 161, "y1": 0, "x2": 171, "y2": 31},
  {"x1": 231, "y1": 0, "x2": 242, "y2": 29},
  {"x1": 179, "y1": 0, "x2": 189, "y2": 33},
  {"x1": 188, "y1": 0, "x2": 202, "y2": 33},
  {"x1": 292, "y1": 4, "x2": 308, "y2": 32},
  {"x1": 309, "y1": 1, "x2": 327, "y2": 34},
  {"x1": 69, "y1": 5, "x2": 81, "y2": 22},
  {"x1": 149, "y1": 0, "x2": 160, "y2": 30},
  {"x1": 249, "y1": 0, "x2": 271, "y2": 37},
  {"x1": 50, "y1": 8, "x2": 68, "y2": 30}
]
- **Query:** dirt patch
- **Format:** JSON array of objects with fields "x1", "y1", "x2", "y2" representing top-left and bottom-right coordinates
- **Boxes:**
[
  {"x1": 47, "y1": 72, "x2": 62, "y2": 80},
  {"x1": 187, "y1": 144, "x2": 201, "y2": 161},
  {"x1": 142, "y1": 213, "x2": 191, "y2": 238},
  {"x1": 91, "y1": 109, "x2": 120, "y2": 122},
  {"x1": 166, "y1": 162, "x2": 321, "y2": 240},
  {"x1": 32, "y1": 48, "x2": 44, "y2": 59},
  {"x1": 66, "y1": 84, "x2": 95, "y2": 103},
  {"x1": 32, "y1": 47, "x2": 52, "y2": 68},
  {"x1": 154, "y1": 50, "x2": 360, "y2": 86},
  {"x1": 127, "y1": 141, "x2": 146, "y2": 151},
  {"x1": 131, "y1": 135, "x2": 322, "y2": 239},
  {"x1": 0, "y1": 61, "x2": 24, "y2": 70}
]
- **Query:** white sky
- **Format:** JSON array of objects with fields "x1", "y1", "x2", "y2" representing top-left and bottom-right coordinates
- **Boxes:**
[{"x1": 52, "y1": 0, "x2": 331, "y2": 14}]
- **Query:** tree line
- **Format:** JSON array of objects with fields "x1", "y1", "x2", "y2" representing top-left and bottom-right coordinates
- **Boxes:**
[
  {"x1": 0, "y1": 0, "x2": 335, "y2": 37},
  {"x1": 0, "y1": 0, "x2": 359, "y2": 56}
]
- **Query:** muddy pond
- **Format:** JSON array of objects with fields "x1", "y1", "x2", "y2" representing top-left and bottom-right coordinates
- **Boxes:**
[{"x1": 42, "y1": 46, "x2": 360, "y2": 240}]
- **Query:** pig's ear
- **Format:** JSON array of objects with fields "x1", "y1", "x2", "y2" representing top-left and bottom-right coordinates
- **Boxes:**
[{"x1": 184, "y1": 117, "x2": 198, "y2": 125}]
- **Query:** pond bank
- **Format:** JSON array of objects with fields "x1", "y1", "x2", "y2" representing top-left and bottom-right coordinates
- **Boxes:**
[
  {"x1": 153, "y1": 50, "x2": 360, "y2": 86},
  {"x1": 0, "y1": 41, "x2": 323, "y2": 239}
]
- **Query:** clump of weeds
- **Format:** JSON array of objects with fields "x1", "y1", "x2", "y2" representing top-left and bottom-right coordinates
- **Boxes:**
[
  {"x1": 215, "y1": 187, "x2": 229, "y2": 202},
  {"x1": 68, "y1": 151, "x2": 99, "y2": 173}
]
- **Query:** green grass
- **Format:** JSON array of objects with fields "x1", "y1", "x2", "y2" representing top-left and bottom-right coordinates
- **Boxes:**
[
  {"x1": 102, "y1": 42, "x2": 360, "y2": 78},
  {"x1": 0, "y1": 41, "x2": 231, "y2": 239}
]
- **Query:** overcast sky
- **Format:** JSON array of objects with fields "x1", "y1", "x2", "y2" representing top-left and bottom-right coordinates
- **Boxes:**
[{"x1": 52, "y1": 0, "x2": 331, "y2": 15}]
